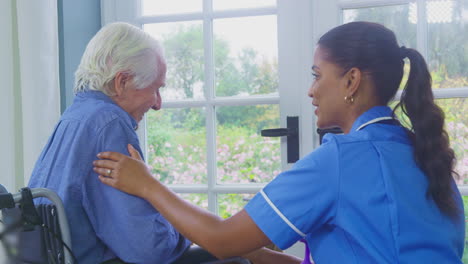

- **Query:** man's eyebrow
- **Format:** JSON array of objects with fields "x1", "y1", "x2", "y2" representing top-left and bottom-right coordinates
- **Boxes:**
[{"x1": 311, "y1": 65, "x2": 320, "y2": 71}]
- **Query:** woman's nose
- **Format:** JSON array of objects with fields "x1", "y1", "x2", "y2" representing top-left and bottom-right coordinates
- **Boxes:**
[{"x1": 308, "y1": 84, "x2": 315, "y2": 98}]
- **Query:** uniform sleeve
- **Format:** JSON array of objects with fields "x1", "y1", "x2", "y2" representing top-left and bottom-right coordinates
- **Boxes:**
[
  {"x1": 82, "y1": 118, "x2": 190, "y2": 264},
  {"x1": 244, "y1": 136, "x2": 340, "y2": 249}
]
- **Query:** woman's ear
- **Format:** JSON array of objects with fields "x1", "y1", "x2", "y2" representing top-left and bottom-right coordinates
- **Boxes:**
[
  {"x1": 113, "y1": 72, "x2": 130, "y2": 96},
  {"x1": 344, "y1": 67, "x2": 361, "y2": 96}
]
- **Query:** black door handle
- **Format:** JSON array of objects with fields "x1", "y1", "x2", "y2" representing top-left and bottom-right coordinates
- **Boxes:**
[
  {"x1": 260, "y1": 116, "x2": 299, "y2": 163},
  {"x1": 316, "y1": 127, "x2": 342, "y2": 145},
  {"x1": 260, "y1": 128, "x2": 297, "y2": 137}
]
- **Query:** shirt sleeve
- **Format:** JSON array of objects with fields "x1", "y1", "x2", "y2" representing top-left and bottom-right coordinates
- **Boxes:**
[
  {"x1": 244, "y1": 136, "x2": 340, "y2": 249},
  {"x1": 82, "y1": 118, "x2": 190, "y2": 264}
]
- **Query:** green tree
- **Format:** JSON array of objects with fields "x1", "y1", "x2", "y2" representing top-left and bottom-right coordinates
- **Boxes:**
[
  {"x1": 163, "y1": 25, "x2": 204, "y2": 98},
  {"x1": 161, "y1": 24, "x2": 279, "y2": 133}
]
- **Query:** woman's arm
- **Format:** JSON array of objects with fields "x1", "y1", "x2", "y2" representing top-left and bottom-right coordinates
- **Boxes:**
[{"x1": 94, "y1": 144, "x2": 272, "y2": 259}]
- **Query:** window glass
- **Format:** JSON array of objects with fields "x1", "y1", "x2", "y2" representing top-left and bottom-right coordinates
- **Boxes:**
[
  {"x1": 213, "y1": 0, "x2": 276, "y2": 11},
  {"x1": 144, "y1": 22, "x2": 204, "y2": 100},
  {"x1": 343, "y1": 4, "x2": 417, "y2": 48},
  {"x1": 426, "y1": 0, "x2": 468, "y2": 89},
  {"x1": 436, "y1": 98, "x2": 468, "y2": 183},
  {"x1": 179, "y1": 193, "x2": 208, "y2": 209},
  {"x1": 142, "y1": 0, "x2": 202, "y2": 16},
  {"x1": 216, "y1": 105, "x2": 280, "y2": 184},
  {"x1": 213, "y1": 16, "x2": 278, "y2": 97},
  {"x1": 147, "y1": 108, "x2": 207, "y2": 184},
  {"x1": 218, "y1": 193, "x2": 255, "y2": 218},
  {"x1": 463, "y1": 196, "x2": 468, "y2": 262}
]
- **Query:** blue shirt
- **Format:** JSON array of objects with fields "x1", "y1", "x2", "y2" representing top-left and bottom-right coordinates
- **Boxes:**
[
  {"x1": 29, "y1": 91, "x2": 190, "y2": 264},
  {"x1": 245, "y1": 106, "x2": 465, "y2": 263}
]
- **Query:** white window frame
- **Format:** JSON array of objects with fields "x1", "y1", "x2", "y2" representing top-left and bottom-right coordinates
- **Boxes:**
[{"x1": 100, "y1": 0, "x2": 315, "y2": 218}]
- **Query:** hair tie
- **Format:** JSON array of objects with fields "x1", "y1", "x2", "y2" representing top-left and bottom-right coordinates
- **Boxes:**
[{"x1": 400, "y1": 46, "x2": 408, "y2": 59}]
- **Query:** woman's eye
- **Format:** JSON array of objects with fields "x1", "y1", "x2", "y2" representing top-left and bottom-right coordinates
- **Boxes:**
[{"x1": 312, "y1": 73, "x2": 319, "y2": 80}]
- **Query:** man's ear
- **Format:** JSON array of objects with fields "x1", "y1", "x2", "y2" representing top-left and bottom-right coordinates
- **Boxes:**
[
  {"x1": 114, "y1": 72, "x2": 130, "y2": 96},
  {"x1": 344, "y1": 67, "x2": 361, "y2": 97}
]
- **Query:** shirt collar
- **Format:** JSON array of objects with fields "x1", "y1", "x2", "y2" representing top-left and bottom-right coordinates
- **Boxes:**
[
  {"x1": 350, "y1": 106, "x2": 394, "y2": 132},
  {"x1": 75, "y1": 91, "x2": 139, "y2": 130}
]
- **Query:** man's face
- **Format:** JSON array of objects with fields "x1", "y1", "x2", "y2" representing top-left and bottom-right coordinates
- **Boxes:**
[{"x1": 120, "y1": 63, "x2": 166, "y2": 122}]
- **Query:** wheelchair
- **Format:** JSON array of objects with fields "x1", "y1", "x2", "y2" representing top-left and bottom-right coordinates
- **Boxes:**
[{"x1": 0, "y1": 184, "x2": 250, "y2": 264}]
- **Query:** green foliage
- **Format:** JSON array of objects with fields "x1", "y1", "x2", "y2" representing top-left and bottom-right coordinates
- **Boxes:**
[
  {"x1": 146, "y1": 113, "x2": 281, "y2": 185},
  {"x1": 217, "y1": 105, "x2": 279, "y2": 133},
  {"x1": 216, "y1": 125, "x2": 280, "y2": 184},
  {"x1": 162, "y1": 24, "x2": 279, "y2": 128},
  {"x1": 163, "y1": 25, "x2": 204, "y2": 98},
  {"x1": 426, "y1": 1, "x2": 468, "y2": 81},
  {"x1": 462, "y1": 196, "x2": 468, "y2": 263},
  {"x1": 218, "y1": 194, "x2": 253, "y2": 219},
  {"x1": 350, "y1": 5, "x2": 416, "y2": 48},
  {"x1": 146, "y1": 108, "x2": 207, "y2": 184}
]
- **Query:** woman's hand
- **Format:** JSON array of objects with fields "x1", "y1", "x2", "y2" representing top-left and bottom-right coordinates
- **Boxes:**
[
  {"x1": 93, "y1": 144, "x2": 156, "y2": 199},
  {"x1": 94, "y1": 145, "x2": 272, "y2": 259}
]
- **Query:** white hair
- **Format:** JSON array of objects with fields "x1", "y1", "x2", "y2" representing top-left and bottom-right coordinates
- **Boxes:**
[{"x1": 74, "y1": 22, "x2": 165, "y2": 95}]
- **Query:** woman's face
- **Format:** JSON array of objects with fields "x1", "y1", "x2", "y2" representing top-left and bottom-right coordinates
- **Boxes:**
[{"x1": 308, "y1": 46, "x2": 349, "y2": 129}]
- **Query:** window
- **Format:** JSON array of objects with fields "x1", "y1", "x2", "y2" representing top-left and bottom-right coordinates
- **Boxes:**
[
  {"x1": 141, "y1": 0, "x2": 280, "y2": 216},
  {"x1": 102, "y1": 0, "x2": 313, "y2": 255},
  {"x1": 341, "y1": 0, "x2": 467, "y2": 260}
]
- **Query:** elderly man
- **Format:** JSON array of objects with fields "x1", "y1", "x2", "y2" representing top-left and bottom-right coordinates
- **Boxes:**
[{"x1": 28, "y1": 22, "x2": 190, "y2": 264}]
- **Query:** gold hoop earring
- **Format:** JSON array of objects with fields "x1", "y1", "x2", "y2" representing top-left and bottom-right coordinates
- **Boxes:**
[{"x1": 344, "y1": 95, "x2": 354, "y2": 104}]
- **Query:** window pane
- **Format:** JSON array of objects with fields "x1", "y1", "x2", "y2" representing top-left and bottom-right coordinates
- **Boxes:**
[
  {"x1": 144, "y1": 22, "x2": 204, "y2": 100},
  {"x1": 179, "y1": 193, "x2": 208, "y2": 209},
  {"x1": 213, "y1": 0, "x2": 276, "y2": 11},
  {"x1": 427, "y1": 0, "x2": 468, "y2": 89},
  {"x1": 213, "y1": 16, "x2": 278, "y2": 97},
  {"x1": 218, "y1": 193, "x2": 254, "y2": 218},
  {"x1": 147, "y1": 108, "x2": 207, "y2": 184},
  {"x1": 142, "y1": 0, "x2": 202, "y2": 16},
  {"x1": 343, "y1": 4, "x2": 417, "y2": 48},
  {"x1": 436, "y1": 98, "x2": 468, "y2": 184},
  {"x1": 462, "y1": 196, "x2": 468, "y2": 261},
  {"x1": 216, "y1": 105, "x2": 280, "y2": 184}
]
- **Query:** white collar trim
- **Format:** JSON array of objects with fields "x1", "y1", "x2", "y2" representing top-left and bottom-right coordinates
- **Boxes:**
[{"x1": 356, "y1": 116, "x2": 394, "y2": 131}]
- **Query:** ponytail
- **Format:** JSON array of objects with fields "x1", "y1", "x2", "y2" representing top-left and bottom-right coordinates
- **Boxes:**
[{"x1": 395, "y1": 48, "x2": 460, "y2": 219}]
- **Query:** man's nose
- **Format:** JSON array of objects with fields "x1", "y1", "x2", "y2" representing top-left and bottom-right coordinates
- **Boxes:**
[{"x1": 152, "y1": 93, "x2": 162, "y2": 110}]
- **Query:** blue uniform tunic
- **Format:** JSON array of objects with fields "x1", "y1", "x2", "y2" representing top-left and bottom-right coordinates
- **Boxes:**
[{"x1": 245, "y1": 106, "x2": 465, "y2": 263}]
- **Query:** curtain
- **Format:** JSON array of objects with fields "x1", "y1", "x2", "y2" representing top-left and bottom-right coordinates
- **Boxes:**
[{"x1": 0, "y1": 0, "x2": 60, "y2": 193}]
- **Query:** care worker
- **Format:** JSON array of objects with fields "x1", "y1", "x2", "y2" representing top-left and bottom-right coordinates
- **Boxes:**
[{"x1": 93, "y1": 22, "x2": 465, "y2": 264}]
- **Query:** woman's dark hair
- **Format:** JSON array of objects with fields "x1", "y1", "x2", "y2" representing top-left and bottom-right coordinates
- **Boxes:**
[{"x1": 318, "y1": 21, "x2": 460, "y2": 219}]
